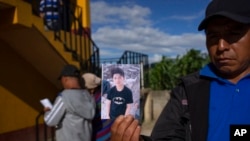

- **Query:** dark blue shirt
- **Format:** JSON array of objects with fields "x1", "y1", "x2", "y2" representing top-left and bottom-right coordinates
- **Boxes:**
[
  {"x1": 107, "y1": 86, "x2": 133, "y2": 119},
  {"x1": 200, "y1": 64, "x2": 250, "y2": 141}
]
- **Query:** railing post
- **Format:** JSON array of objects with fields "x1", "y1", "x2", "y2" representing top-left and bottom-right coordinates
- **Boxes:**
[
  {"x1": 35, "y1": 111, "x2": 44, "y2": 141},
  {"x1": 44, "y1": 122, "x2": 47, "y2": 141}
]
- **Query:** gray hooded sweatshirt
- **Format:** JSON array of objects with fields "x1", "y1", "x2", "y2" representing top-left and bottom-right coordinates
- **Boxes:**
[{"x1": 44, "y1": 89, "x2": 95, "y2": 141}]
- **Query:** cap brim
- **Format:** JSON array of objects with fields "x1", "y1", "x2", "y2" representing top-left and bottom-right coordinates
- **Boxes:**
[{"x1": 198, "y1": 11, "x2": 250, "y2": 31}]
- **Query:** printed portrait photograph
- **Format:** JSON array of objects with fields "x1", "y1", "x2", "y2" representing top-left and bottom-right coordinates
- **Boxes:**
[{"x1": 101, "y1": 64, "x2": 141, "y2": 120}]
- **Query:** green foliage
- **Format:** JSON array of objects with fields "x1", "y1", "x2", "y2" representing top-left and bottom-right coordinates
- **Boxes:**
[{"x1": 149, "y1": 49, "x2": 209, "y2": 90}]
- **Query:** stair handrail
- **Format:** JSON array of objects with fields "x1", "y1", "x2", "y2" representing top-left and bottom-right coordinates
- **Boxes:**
[{"x1": 28, "y1": 0, "x2": 100, "y2": 76}]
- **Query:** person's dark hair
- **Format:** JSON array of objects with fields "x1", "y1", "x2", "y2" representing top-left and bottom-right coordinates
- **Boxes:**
[
  {"x1": 102, "y1": 80, "x2": 111, "y2": 95},
  {"x1": 111, "y1": 67, "x2": 124, "y2": 77},
  {"x1": 58, "y1": 64, "x2": 80, "y2": 80}
]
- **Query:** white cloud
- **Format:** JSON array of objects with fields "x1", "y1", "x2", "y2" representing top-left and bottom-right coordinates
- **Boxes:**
[
  {"x1": 169, "y1": 10, "x2": 204, "y2": 21},
  {"x1": 93, "y1": 26, "x2": 206, "y2": 61},
  {"x1": 150, "y1": 54, "x2": 163, "y2": 64},
  {"x1": 91, "y1": 1, "x2": 151, "y2": 27},
  {"x1": 90, "y1": 1, "x2": 207, "y2": 64}
]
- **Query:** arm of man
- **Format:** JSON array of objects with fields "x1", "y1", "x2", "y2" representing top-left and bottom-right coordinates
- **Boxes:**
[
  {"x1": 125, "y1": 103, "x2": 132, "y2": 116},
  {"x1": 124, "y1": 87, "x2": 133, "y2": 116},
  {"x1": 106, "y1": 99, "x2": 111, "y2": 119},
  {"x1": 44, "y1": 96, "x2": 66, "y2": 126},
  {"x1": 111, "y1": 84, "x2": 188, "y2": 141}
]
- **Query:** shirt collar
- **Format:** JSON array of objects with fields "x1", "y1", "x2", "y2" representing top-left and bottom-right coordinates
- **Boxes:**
[
  {"x1": 200, "y1": 63, "x2": 219, "y2": 79},
  {"x1": 200, "y1": 63, "x2": 250, "y2": 83}
]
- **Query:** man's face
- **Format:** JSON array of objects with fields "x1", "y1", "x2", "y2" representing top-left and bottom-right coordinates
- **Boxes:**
[
  {"x1": 205, "y1": 17, "x2": 250, "y2": 76},
  {"x1": 113, "y1": 74, "x2": 124, "y2": 87},
  {"x1": 60, "y1": 76, "x2": 76, "y2": 89}
]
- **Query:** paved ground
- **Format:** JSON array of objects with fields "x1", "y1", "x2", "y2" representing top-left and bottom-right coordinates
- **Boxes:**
[{"x1": 140, "y1": 120, "x2": 157, "y2": 136}]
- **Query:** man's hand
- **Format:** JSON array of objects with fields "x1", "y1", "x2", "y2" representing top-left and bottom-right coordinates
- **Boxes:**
[
  {"x1": 111, "y1": 115, "x2": 141, "y2": 141},
  {"x1": 44, "y1": 107, "x2": 51, "y2": 112}
]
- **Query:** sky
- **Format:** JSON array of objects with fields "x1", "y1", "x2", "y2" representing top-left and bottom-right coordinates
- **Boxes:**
[{"x1": 90, "y1": 0, "x2": 211, "y2": 64}]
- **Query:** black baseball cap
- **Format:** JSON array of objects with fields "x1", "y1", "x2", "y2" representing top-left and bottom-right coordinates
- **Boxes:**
[
  {"x1": 198, "y1": 0, "x2": 250, "y2": 31},
  {"x1": 58, "y1": 64, "x2": 80, "y2": 80}
]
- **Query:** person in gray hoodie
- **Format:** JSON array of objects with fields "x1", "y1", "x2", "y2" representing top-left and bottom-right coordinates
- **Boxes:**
[{"x1": 43, "y1": 64, "x2": 96, "y2": 141}]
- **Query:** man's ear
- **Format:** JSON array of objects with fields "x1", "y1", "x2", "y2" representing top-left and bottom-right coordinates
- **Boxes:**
[{"x1": 61, "y1": 76, "x2": 68, "y2": 83}]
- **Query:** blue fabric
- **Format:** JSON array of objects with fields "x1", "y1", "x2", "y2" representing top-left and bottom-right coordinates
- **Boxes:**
[
  {"x1": 40, "y1": 0, "x2": 60, "y2": 30},
  {"x1": 200, "y1": 64, "x2": 250, "y2": 141},
  {"x1": 92, "y1": 90, "x2": 113, "y2": 141}
]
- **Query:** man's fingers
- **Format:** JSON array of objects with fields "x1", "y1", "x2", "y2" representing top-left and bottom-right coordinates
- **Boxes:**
[
  {"x1": 116, "y1": 115, "x2": 134, "y2": 138},
  {"x1": 111, "y1": 115, "x2": 139, "y2": 141},
  {"x1": 131, "y1": 126, "x2": 141, "y2": 141},
  {"x1": 123, "y1": 118, "x2": 141, "y2": 141},
  {"x1": 111, "y1": 115, "x2": 125, "y2": 132},
  {"x1": 111, "y1": 115, "x2": 125, "y2": 141}
]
